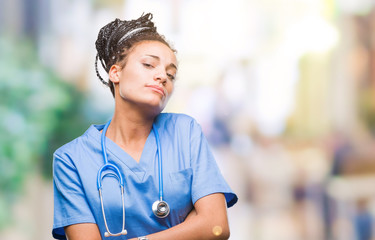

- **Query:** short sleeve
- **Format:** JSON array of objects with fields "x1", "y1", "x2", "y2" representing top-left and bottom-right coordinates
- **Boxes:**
[
  {"x1": 189, "y1": 119, "x2": 238, "y2": 208},
  {"x1": 52, "y1": 152, "x2": 96, "y2": 239}
]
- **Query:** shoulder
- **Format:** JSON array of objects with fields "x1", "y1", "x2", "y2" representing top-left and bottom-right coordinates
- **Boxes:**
[
  {"x1": 156, "y1": 112, "x2": 199, "y2": 129},
  {"x1": 155, "y1": 113, "x2": 204, "y2": 142},
  {"x1": 53, "y1": 124, "x2": 100, "y2": 164}
]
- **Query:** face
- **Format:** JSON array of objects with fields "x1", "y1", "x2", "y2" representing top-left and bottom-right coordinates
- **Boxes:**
[{"x1": 110, "y1": 41, "x2": 177, "y2": 114}]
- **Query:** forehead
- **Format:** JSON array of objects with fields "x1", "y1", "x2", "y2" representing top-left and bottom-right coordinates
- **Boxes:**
[{"x1": 129, "y1": 41, "x2": 177, "y2": 64}]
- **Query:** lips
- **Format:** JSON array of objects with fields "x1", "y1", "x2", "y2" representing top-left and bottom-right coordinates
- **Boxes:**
[{"x1": 147, "y1": 85, "x2": 166, "y2": 96}]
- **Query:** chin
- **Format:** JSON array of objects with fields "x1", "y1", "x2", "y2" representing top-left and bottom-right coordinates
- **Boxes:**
[
  {"x1": 138, "y1": 96, "x2": 169, "y2": 116},
  {"x1": 141, "y1": 102, "x2": 166, "y2": 117},
  {"x1": 149, "y1": 97, "x2": 168, "y2": 110}
]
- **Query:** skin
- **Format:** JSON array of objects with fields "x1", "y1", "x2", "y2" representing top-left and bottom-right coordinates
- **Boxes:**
[{"x1": 64, "y1": 41, "x2": 230, "y2": 240}]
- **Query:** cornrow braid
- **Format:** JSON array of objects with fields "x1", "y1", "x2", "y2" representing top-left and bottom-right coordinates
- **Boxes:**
[
  {"x1": 95, "y1": 54, "x2": 110, "y2": 87},
  {"x1": 95, "y1": 13, "x2": 174, "y2": 97}
]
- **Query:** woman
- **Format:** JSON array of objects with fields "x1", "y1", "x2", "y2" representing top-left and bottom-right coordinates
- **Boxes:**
[{"x1": 52, "y1": 13, "x2": 237, "y2": 240}]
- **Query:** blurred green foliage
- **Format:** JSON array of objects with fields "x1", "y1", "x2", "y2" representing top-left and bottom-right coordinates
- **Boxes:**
[{"x1": 0, "y1": 36, "x2": 90, "y2": 229}]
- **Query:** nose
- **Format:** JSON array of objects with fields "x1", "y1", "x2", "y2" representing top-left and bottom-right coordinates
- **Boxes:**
[{"x1": 154, "y1": 70, "x2": 167, "y2": 85}]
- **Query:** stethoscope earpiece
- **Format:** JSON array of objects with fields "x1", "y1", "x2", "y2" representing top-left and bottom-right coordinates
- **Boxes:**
[{"x1": 152, "y1": 200, "x2": 170, "y2": 218}]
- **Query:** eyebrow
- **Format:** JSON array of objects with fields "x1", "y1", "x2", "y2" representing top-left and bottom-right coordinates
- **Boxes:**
[{"x1": 145, "y1": 54, "x2": 178, "y2": 70}]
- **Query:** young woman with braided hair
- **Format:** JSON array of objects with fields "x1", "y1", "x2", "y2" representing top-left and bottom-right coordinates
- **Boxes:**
[{"x1": 52, "y1": 13, "x2": 237, "y2": 240}]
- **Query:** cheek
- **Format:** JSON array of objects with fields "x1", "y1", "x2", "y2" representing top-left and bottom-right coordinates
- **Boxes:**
[
  {"x1": 166, "y1": 83, "x2": 175, "y2": 96},
  {"x1": 119, "y1": 72, "x2": 137, "y2": 91},
  {"x1": 118, "y1": 78, "x2": 136, "y2": 98}
]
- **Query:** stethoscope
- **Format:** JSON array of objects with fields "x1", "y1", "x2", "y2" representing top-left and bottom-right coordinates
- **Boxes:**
[{"x1": 97, "y1": 119, "x2": 170, "y2": 237}]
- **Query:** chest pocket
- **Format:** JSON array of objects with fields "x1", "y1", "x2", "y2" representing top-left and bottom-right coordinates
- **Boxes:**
[{"x1": 166, "y1": 168, "x2": 193, "y2": 222}]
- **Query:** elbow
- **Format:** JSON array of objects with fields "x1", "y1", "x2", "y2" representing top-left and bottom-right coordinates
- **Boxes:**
[
  {"x1": 212, "y1": 224, "x2": 230, "y2": 240},
  {"x1": 222, "y1": 227, "x2": 230, "y2": 240},
  {"x1": 220, "y1": 229, "x2": 230, "y2": 240}
]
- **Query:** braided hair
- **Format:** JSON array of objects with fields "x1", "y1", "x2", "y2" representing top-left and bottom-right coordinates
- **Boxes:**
[{"x1": 95, "y1": 13, "x2": 174, "y2": 97}]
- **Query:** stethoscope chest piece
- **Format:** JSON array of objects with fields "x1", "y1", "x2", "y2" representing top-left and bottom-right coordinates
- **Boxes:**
[{"x1": 152, "y1": 200, "x2": 170, "y2": 218}]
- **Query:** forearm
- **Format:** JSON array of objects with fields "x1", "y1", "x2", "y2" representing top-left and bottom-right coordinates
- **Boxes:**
[
  {"x1": 152, "y1": 212, "x2": 228, "y2": 240},
  {"x1": 130, "y1": 216, "x2": 228, "y2": 240},
  {"x1": 130, "y1": 193, "x2": 229, "y2": 240}
]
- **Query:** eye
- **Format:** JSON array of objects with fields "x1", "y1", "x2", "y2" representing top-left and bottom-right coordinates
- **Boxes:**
[
  {"x1": 142, "y1": 63, "x2": 154, "y2": 68},
  {"x1": 167, "y1": 73, "x2": 176, "y2": 81}
]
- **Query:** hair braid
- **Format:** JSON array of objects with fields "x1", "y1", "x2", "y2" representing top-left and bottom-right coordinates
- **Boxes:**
[{"x1": 95, "y1": 54, "x2": 110, "y2": 87}]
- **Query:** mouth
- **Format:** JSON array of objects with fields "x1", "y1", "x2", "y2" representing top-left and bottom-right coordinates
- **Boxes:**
[{"x1": 146, "y1": 85, "x2": 165, "y2": 97}]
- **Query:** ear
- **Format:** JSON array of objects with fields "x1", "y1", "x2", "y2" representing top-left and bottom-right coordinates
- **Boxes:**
[{"x1": 108, "y1": 65, "x2": 121, "y2": 84}]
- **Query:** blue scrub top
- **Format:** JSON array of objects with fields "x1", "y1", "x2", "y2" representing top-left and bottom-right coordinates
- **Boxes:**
[{"x1": 52, "y1": 113, "x2": 237, "y2": 239}]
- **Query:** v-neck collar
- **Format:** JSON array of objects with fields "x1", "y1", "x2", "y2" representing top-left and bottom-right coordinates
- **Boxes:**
[{"x1": 88, "y1": 124, "x2": 157, "y2": 182}]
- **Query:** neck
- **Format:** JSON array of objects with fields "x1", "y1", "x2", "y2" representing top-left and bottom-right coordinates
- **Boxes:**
[
  {"x1": 106, "y1": 99, "x2": 159, "y2": 145},
  {"x1": 109, "y1": 115, "x2": 153, "y2": 144}
]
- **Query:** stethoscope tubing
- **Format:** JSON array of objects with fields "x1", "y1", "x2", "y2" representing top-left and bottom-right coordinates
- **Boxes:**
[
  {"x1": 97, "y1": 119, "x2": 127, "y2": 237},
  {"x1": 97, "y1": 119, "x2": 170, "y2": 237},
  {"x1": 97, "y1": 119, "x2": 124, "y2": 189},
  {"x1": 153, "y1": 124, "x2": 164, "y2": 201}
]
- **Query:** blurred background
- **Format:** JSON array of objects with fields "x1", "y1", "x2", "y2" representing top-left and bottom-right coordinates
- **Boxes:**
[{"x1": 2, "y1": 0, "x2": 375, "y2": 239}]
